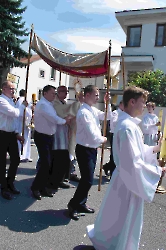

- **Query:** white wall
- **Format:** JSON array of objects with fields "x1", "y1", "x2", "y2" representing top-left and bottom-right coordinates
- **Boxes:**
[
  {"x1": 69, "y1": 75, "x2": 104, "y2": 89},
  {"x1": 10, "y1": 59, "x2": 69, "y2": 102}
]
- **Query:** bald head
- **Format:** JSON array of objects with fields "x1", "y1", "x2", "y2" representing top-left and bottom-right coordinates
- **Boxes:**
[{"x1": 57, "y1": 85, "x2": 68, "y2": 101}]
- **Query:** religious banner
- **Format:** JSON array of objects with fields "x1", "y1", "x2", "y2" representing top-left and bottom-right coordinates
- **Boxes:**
[{"x1": 31, "y1": 33, "x2": 108, "y2": 77}]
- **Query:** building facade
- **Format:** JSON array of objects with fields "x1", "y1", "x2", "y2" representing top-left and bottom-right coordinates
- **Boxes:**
[
  {"x1": 10, "y1": 55, "x2": 69, "y2": 102},
  {"x1": 116, "y1": 7, "x2": 166, "y2": 87}
]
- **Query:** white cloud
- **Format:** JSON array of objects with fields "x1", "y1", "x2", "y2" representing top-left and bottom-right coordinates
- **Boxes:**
[
  {"x1": 50, "y1": 28, "x2": 125, "y2": 54},
  {"x1": 68, "y1": 0, "x2": 164, "y2": 14}
]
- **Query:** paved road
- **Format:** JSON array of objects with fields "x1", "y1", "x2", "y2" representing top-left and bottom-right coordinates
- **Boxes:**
[{"x1": 1, "y1": 145, "x2": 166, "y2": 250}]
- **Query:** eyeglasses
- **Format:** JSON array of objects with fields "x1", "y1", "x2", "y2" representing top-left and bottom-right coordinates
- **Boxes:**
[
  {"x1": 5, "y1": 87, "x2": 16, "y2": 91},
  {"x1": 59, "y1": 90, "x2": 69, "y2": 93}
]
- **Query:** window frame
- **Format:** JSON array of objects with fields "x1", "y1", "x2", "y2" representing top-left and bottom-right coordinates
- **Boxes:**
[
  {"x1": 39, "y1": 69, "x2": 45, "y2": 78},
  {"x1": 155, "y1": 23, "x2": 166, "y2": 47},
  {"x1": 50, "y1": 67, "x2": 56, "y2": 81},
  {"x1": 126, "y1": 25, "x2": 142, "y2": 47}
]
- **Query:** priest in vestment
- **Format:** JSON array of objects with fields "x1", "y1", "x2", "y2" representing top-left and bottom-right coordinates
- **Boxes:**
[
  {"x1": 87, "y1": 86, "x2": 164, "y2": 250},
  {"x1": 49, "y1": 86, "x2": 83, "y2": 189}
]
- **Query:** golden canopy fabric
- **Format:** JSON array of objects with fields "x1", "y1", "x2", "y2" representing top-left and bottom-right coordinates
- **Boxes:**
[{"x1": 31, "y1": 33, "x2": 108, "y2": 77}]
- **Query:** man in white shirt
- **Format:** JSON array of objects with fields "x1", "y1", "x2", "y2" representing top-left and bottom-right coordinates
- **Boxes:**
[
  {"x1": 0, "y1": 81, "x2": 27, "y2": 200},
  {"x1": 31, "y1": 85, "x2": 71, "y2": 200},
  {"x1": 67, "y1": 85, "x2": 112, "y2": 221},
  {"x1": 103, "y1": 100, "x2": 124, "y2": 176},
  {"x1": 87, "y1": 86, "x2": 164, "y2": 250}
]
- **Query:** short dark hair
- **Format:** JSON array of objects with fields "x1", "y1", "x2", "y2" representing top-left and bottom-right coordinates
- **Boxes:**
[
  {"x1": 19, "y1": 89, "x2": 26, "y2": 97},
  {"x1": 84, "y1": 85, "x2": 98, "y2": 96},
  {"x1": 146, "y1": 101, "x2": 156, "y2": 110},
  {"x1": 42, "y1": 85, "x2": 56, "y2": 95},
  {"x1": 123, "y1": 86, "x2": 148, "y2": 107},
  {"x1": 57, "y1": 85, "x2": 67, "y2": 94},
  {"x1": 2, "y1": 80, "x2": 10, "y2": 89}
]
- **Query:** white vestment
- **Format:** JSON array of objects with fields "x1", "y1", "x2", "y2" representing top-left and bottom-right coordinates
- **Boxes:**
[
  {"x1": 16, "y1": 97, "x2": 32, "y2": 160},
  {"x1": 141, "y1": 113, "x2": 159, "y2": 146},
  {"x1": 87, "y1": 112, "x2": 162, "y2": 250}
]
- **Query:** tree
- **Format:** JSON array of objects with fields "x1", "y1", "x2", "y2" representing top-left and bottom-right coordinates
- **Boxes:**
[
  {"x1": 0, "y1": 0, "x2": 29, "y2": 86},
  {"x1": 128, "y1": 69, "x2": 166, "y2": 107}
]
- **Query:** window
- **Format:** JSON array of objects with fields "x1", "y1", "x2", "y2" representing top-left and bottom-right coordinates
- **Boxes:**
[
  {"x1": 127, "y1": 26, "x2": 142, "y2": 47},
  {"x1": 39, "y1": 69, "x2": 45, "y2": 78},
  {"x1": 155, "y1": 24, "x2": 166, "y2": 46},
  {"x1": 38, "y1": 89, "x2": 42, "y2": 100},
  {"x1": 50, "y1": 67, "x2": 55, "y2": 81}
]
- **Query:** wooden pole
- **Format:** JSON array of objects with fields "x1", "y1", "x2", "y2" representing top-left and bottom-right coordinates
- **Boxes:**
[
  {"x1": 98, "y1": 40, "x2": 111, "y2": 191},
  {"x1": 59, "y1": 71, "x2": 62, "y2": 86},
  {"x1": 121, "y1": 52, "x2": 126, "y2": 90},
  {"x1": 21, "y1": 24, "x2": 34, "y2": 155}
]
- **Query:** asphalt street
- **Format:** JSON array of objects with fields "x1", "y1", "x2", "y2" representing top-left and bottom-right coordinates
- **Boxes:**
[{"x1": 1, "y1": 144, "x2": 166, "y2": 250}]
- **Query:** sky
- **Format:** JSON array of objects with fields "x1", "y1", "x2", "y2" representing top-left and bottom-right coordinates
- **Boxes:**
[{"x1": 21, "y1": 0, "x2": 166, "y2": 55}]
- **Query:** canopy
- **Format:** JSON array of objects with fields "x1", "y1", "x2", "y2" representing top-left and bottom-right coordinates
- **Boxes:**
[{"x1": 31, "y1": 33, "x2": 108, "y2": 77}]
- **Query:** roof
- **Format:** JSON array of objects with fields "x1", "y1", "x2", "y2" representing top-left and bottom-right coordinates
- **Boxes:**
[
  {"x1": 20, "y1": 54, "x2": 41, "y2": 64},
  {"x1": 115, "y1": 7, "x2": 166, "y2": 14}
]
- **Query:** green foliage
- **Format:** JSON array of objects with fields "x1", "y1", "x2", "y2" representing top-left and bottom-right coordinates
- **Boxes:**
[
  {"x1": 128, "y1": 69, "x2": 166, "y2": 107},
  {"x1": 0, "y1": 0, "x2": 29, "y2": 68}
]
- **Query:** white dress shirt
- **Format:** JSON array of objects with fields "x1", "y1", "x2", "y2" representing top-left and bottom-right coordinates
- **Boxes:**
[
  {"x1": 76, "y1": 103, "x2": 112, "y2": 148},
  {"x1": 34, "y1": 96, "x2": 66, "y2": 135},
  {"x1": 109, "y1": 108, "x2": 123, "y2": 133},
  {"x1": 0, "y1": 94, "x2": 25, "y2": 132}
]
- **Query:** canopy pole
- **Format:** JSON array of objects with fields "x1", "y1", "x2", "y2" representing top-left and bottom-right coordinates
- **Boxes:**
[
  {"x1": 121, "y1": 52, "x2": 126, "y2": 90},
  {"x1": 21, "y1": 24, "x2": 34, "y2": 155},
  {"x1": 59, "y1": 71, "x2": 62, "y2": 86},
  {"x1": 98, "y1": 40, "x2": 111, "y2": 191}
]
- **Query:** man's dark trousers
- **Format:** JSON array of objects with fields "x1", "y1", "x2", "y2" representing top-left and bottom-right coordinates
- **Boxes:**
[
  {"x1": 103, "y1": 132, "x2": 116, "y2": 175},
  {"x1": 0, "y1": 131, "x2": 20, "y2": 189},
  {"x1": 31, "y1": 130, "x2": 54, "y2": 191},
  {"x1": 69, "y1": 144, "x2": 97, "y2": 209},
  {"x1": 50, "y1": 149, "x2": 70, "y2": 187}
]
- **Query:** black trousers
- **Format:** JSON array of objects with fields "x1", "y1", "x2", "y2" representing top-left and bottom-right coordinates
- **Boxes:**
[
  {"x1": 104, "y1": 132, "x2": 116, "y2": 175},
  {"x1": 50, "y1": 149, "x2": 70, "y2": 188},
  {"x1": 31, "y1": 131, "x2": 54, "y2": 190},
  {"x1": 69, "y1": 144, "x2": 97, "y2": 209},
  {"x1": 0, "y1": 131, "x2": 20, "y2": 189}
]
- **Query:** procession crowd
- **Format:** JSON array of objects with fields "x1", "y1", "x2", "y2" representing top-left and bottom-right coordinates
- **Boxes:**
[{"x1": 0, "y1": 80, "x2": 165, "y2": 250}]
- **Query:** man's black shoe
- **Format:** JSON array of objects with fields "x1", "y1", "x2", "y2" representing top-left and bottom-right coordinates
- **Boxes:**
[
  {"x1": 1, "y1": 189, "x2": 12, "y2": 200},
  {"x1": 31, "y1": 189, "x2": 42, "y2": 200},
  {"x1": 59, "y1": 182, "x2": 70, "y2": 189},
  {"x1": 77, "y1": 205, "x2": 95, "y2": 213},
  {"x1": 103, "y1": 164, "x2": 110, "y2": 176},
  {"x1": 8, "y1": 183, "x2": 20, "y2": 194},
  {"x1": 67, "y1": 203, "x2": 80, "y2": 221},
  {"x1": 70, "y1": 174, "x2": 80, "y2": 182},
  {"x1": 40, "y1": 188, "x2": 54, "y2": 197}
]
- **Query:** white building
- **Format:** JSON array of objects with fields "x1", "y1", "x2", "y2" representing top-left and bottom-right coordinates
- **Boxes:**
[
  {"x1": 116, "y1": 7, "x2": 166, "y2": 86},
  {"x1": 10, "y1": 55, "x2": 69, "y2": 102}
]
